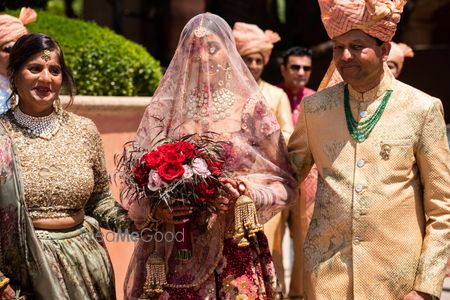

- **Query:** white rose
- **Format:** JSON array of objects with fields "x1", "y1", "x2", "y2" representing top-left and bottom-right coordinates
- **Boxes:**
[{"x1": 191, "y1": 158, "x2": 211, "y2": 177}]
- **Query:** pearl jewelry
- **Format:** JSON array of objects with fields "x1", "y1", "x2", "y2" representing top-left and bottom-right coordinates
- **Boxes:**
[{"x1": 13, "y1": 107, "x2": 62, "y2": 140}]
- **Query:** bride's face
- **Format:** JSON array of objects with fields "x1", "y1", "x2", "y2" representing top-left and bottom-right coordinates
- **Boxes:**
[{"x1": 186, "y1": 31, "x2": 229, "y2": 90}]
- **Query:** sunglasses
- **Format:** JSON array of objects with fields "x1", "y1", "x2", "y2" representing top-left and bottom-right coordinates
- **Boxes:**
[{"x1": 289, "y1": 64, "x2": 311, "y2": 72}]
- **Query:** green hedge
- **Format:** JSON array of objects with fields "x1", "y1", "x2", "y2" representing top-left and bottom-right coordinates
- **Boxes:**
[{"x1": 4, "y1": 10, "x2": 162, "y2": 96}]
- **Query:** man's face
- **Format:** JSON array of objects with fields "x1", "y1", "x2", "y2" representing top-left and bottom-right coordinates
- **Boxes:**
[
  {"x1": 387, "y1": 61, "x2": 399, "y2": 78},
  {"x1": 280, "y1": 55, "x2": 312, "y2": 92},
  {"x1": 243, "y1": 52, "x2": 264, "y2": 81},
  {"x1": 332, "y1": 30, "x2": 390, "y2": 90}
]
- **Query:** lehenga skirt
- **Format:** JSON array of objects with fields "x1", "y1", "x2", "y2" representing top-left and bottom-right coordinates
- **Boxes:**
[{"x1": 34, "y1": 217, "x2": 115, "y2": 300}]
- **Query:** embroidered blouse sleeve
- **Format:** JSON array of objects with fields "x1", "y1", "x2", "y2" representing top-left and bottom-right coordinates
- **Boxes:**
[{"x1": 83, "y1": 120, "x2": 134, "y2": 233}]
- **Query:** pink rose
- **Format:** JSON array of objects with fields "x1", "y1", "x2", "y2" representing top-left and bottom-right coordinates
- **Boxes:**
[
  {"x1": 191, "y1": 158, "x2": 211, "y2": 177},
  {"x1": 183, "y1": 165, "x2": 193, "y2": 179},
  {"x1": 147, "y1": 170, "x2": 167, "y2": 191}
]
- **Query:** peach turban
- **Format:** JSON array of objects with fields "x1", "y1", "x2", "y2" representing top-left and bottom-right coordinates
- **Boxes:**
[
  {"x1": 0, "y1": 7, "x2": 37, "y2": 47},
  {"x1": 318, "y1": 0, "x2": 406, "y2": 42},
  {"x1": 232, "y1": 22, "x2": 280, "y2": 65},
  {"x1": 388, "y1": 41, "x2": 414, "y2": 73}
]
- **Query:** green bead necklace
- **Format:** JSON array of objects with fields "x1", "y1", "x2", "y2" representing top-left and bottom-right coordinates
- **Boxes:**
[{"x1": 344, "y1": 84, "x2": 392, "y2": 142}]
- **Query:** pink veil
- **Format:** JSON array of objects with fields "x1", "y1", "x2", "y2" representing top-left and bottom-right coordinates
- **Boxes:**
[{"x1": 122, "y1": 13, "x2": 297, "y2": 298}]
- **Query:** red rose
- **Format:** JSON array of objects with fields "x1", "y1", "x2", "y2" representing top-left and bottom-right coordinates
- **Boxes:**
[
  {"x1": 206, "y1": 159, "x2": 223, "y2": 176},
  {"x1": 157, "y1": 143, "x2": 178, "y2": 153},
  {"x1": 132, "y1": 161, "x2": 150, "y2": 187},
  {"x1": 158, "y1": 162, "x2": 185, "y2": 181},
  {"x1": 195, "y1": 179, "x2": 216, "y2": 202},
  {"x1": 163, "y1": 151, "x2": 186, "y2": 164},
  {"x1": 143, "y1": 150, "x2": 163, "y2": 168},
  {"x1": 177, "y1": 141, "x2": 196, "y2": 159}
]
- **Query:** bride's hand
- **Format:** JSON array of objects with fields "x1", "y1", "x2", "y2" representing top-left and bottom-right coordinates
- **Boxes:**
[
  {"x1": 212, "y1": 178, "x2": 246, "y2": 214},
  {"x1": 220, "y1": 178, "x2": 242, "y2": 199},
  {"x1": 154, "y1": 205, "x2": 193, "y2": 224}
]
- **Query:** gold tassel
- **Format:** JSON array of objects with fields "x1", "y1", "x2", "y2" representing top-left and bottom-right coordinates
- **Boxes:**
[
  {"x1": 139, "y1": 254, "x2": 167, "y2": 299},
  {"x1": 233, "y1": 195, "x2": 263, "y2": 247}
]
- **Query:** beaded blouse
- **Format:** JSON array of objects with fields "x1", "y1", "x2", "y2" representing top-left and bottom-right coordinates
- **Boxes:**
[{"x1": 0, "y1": 111, "x2": 132, "y2": 232}]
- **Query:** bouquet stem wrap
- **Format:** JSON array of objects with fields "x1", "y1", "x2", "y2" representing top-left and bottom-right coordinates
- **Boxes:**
[
  {"x1": 174, "y1": 222, "x2": 193, "y2": 260},
  {"x1": 140, "y1": 253, "x2": 167, "y2": 299},
  {"x1": 233, "y1": 195, "x2": 263, "y2": 247}
]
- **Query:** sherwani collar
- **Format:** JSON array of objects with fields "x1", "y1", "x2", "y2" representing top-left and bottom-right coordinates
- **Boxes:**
[{"x1": 348, "y1": 67, "x2": 395, "y2": 102}]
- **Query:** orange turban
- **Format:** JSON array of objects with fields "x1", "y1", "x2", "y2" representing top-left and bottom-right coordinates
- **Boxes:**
[
  {"x1": 232, "y1": 22, "x2": 280, "y2": 65},
  {"x1": 388, "y1": 41, "x2": 414, "y2": 73},
  {"x1": 0, "y1": 7, "x2": 37, "y2": 47},
  {"x1": 318, "y1": 0, "x2": 406, "y2": 42}
]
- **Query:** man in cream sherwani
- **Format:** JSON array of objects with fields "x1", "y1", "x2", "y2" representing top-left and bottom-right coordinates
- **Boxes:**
[{"x1": 287, "y1": 0, "x2": 450, "y2": 299}]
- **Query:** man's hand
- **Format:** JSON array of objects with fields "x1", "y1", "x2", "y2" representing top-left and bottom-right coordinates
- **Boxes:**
[
  {"x1": 0, "y1": 285, "x2": 15, "y2": 300},
  {"x1": 154, "y1": 205, "x2": 193, "y2": 224},
  {"x1": 403, "y1": 290, "x2": 433, "y2": 300}
]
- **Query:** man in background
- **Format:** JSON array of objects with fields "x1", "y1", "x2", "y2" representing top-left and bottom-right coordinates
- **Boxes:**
[
  {"x1": 387, "y1": 41, "x2": 414, "y2": 78},
  {"x1": 279, "y1": 47, "x2": 315, "y2": 125}
]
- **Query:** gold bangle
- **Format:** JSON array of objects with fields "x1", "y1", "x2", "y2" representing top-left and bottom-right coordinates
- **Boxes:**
[{"x1": 0, "y1": 277, "x2": 10, "y2": 290}]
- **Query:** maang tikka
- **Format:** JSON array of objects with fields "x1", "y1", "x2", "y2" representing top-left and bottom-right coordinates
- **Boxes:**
[
  {"x1": 41, "y1": 49, "x2": 51, "y2": 62},
  {"x1": 193, "y1": 16, "x2": 208, "y2": 38}
]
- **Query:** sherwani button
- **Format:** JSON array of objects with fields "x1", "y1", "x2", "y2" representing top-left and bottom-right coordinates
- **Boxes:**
[
  {"x1": 354, "y1": 237, "x2": 361, "y2": 244},
  {"x1": 357, "y1": 159, "x2": 365, "y2": 168},
  {"x1": 355, "y1": 184, "x2": 363, "y2": 193}
]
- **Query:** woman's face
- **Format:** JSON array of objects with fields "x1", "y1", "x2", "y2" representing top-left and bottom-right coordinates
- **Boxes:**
[
  {"x1": 15, "y1": 49, "x2": 63, "y2": 116},
  {"x1": 187, "y1": 30, "x2": 229, "y2": 90}
]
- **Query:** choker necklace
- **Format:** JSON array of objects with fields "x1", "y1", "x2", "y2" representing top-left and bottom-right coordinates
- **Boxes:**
[
  {"x1": 185, "y1": 88, "x2": 235, "y2": 123},
  {"x1": 13, "y1": 107, "x2": 62, "y2": 140},
  {"x1": 344, "y1": 84, "x2": 392, "y2": 142}
]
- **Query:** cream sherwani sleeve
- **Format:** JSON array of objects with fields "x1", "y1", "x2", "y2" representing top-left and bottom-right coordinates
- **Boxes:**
[
  {"x1": 259, "y1": 80, "x2": 294, "y2": 142},
  {"x1": 413, "y1": 98, "x2": 450, "y2": 296}
]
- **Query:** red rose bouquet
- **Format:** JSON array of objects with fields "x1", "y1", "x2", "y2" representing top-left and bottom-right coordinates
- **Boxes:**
[{"x1": 125, "y1": 134, "x2": 228, "y2": 259}]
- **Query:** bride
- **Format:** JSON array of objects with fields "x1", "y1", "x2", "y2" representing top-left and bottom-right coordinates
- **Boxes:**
[{"x1": 121, "y1": 13, "x2": 297, "y2": 300}]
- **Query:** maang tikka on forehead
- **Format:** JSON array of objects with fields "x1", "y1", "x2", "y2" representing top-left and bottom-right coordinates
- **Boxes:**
[
  {"x1": 193, "y1": 17, "x2": 208, "y2": 38},
  {"x1": 41, "y1": 49, "x2": 51, "y2": 62}
]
